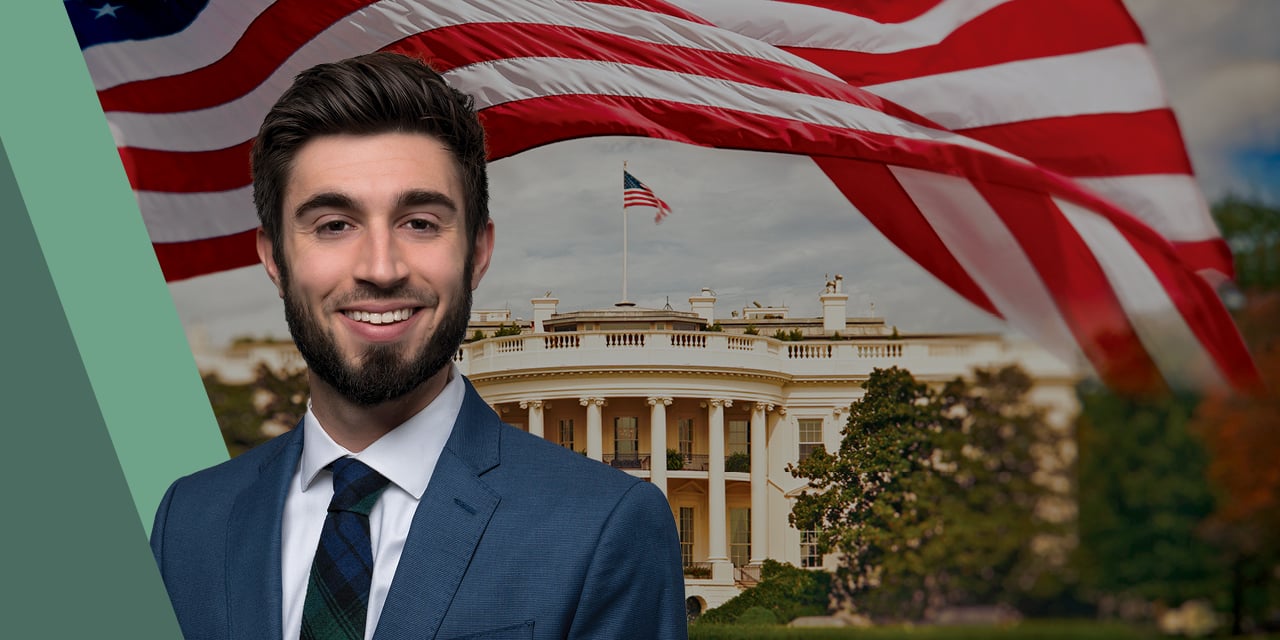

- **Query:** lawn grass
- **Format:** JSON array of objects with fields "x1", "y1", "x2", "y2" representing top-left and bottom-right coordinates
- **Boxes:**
[{"x1": 688, "y1": 620, "x2": 1162, "y2": 640}]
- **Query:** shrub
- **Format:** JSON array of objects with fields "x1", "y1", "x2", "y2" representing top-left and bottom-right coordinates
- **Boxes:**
[
  {"x1": 735, "y1": 606, "x2": 778, "y2": 626},
  {"x1": 469, "y1": 329, "x2": 486, "y2": 342},
  {"x1": 705, "y1": 322, "x2": 723, "y2": 332},
  {"x1": 494, "y1": 323, "x2": 522, "y2": 337},
  {"x1": 725, "y1": 452, "x2": 751, "y2": 473},
  {"x1": 698, "y1": 560, "x2": 831, "y2": 625},
  {"x1": 744, "y1": 324, "x2": 759, "y2": 336},
  {"x1": 667, "y1": 449, "x2": 685, "y2": 471}
]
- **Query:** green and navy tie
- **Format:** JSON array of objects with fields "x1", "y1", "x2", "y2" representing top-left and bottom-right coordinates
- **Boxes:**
[{"x1": 300, "y1": 458, "x2": 391, "y2": 640}]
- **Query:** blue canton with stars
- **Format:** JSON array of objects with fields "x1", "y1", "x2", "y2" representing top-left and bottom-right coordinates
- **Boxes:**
[{"x1": 64, "y1": 0, "x2": 210, "y2": 49}]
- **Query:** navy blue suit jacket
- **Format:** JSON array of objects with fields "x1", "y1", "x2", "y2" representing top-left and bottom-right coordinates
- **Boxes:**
[{"x1": 151, "y1": 380, "x2": 687, "y2": 639}]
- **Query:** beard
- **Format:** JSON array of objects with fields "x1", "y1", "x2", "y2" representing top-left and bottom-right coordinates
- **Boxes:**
[{"x1": 281, "y1": 258, "x2": 473, "y2": 407}]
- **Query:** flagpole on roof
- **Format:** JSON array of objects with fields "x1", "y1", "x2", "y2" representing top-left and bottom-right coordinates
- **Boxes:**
[{"x1": 619, "y1": 160, "x2": 632, "y2": 307}]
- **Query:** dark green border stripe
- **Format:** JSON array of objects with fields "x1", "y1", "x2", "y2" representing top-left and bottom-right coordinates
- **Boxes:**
[
  {"x1": 0, "y1": 138, "x2": 183, "y2": 636},
  {"x1": 0, "y1": 4, "x2": 228, "y2": 532}
]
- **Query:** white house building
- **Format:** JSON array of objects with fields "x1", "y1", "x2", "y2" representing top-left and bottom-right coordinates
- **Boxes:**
[{"x1": 454, "y1": 279, "x2": 1080, "y2": 613}]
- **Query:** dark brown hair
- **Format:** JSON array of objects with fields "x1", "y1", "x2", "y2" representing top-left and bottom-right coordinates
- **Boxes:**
[{"x1": 250, "y1": 52, "x2": 489, "y2": 279}]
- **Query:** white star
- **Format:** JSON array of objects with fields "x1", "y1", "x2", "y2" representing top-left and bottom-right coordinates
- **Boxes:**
[{"x1": 93, "y1": 3, "x2": 121, "y2": 19}]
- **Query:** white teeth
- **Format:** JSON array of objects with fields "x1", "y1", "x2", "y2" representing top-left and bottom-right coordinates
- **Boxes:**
[{"x1": 345, "y1": 308, "x2": 415, "y2": 325}]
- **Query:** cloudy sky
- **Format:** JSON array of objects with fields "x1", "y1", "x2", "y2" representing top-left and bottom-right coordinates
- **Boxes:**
[{"x1": 171, "y1": 0, "x2": 1280, "y2": 348}]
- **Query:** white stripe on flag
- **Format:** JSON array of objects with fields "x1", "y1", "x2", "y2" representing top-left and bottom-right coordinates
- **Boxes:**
[
  {"x1": 666, "y1": 0, "x2": 1011, "y2": 53},
  {"x1": 890, "y1": 166, "x2": 1086, "y2": 371},
  {"x1": 865, "y1": 45, "x2": 1167, "y2": 130},
  {"x1": 1056, "y1": 197, "x2": 1224, "y2": 389}
]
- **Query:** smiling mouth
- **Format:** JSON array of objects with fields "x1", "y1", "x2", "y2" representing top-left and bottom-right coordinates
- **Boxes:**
[{"x1": 343, "y1": 308, "x2": 418, "y2": 325}]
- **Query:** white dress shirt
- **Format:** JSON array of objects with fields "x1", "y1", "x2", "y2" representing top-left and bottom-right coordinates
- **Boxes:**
[{"x1": 280, "y1": 366, "x2": 465, "y2": 640}]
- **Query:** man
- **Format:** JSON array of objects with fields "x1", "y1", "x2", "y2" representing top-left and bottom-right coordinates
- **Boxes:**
[{"x1": 150, "y1": 53, "x2": 688, "y2": 640}]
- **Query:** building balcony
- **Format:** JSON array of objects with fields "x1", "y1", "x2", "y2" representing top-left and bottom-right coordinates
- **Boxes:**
[
  {"x1": 454, "y1": 330, "x2": 1071, "y2": 381},
  {"x1": 603, "y1": 452, "x2": 754, "y2": 477}
]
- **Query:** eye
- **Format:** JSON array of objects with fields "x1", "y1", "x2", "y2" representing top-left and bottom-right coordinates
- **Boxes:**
[
  {"x1": 316, "y1": 219, "x2": 352, "y2": 235},
  {"x1": 405, "y1": 218, "x2": 439, "y2": 232}
]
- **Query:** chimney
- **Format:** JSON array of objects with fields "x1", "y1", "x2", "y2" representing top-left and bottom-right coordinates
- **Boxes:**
[
  {"x1": 820, "y1": 275, "x2": 848, "y2": 333},
  {"x1": 689, "y1": 287, "x2": 716, "y2": 323},
  {"x1": 531, "y1": 295, "x2": 558, "y2": 333}
]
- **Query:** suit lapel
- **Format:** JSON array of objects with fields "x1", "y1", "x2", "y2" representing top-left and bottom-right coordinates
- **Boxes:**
[
  {"x1": 374, "y1": 381, "x2": 503, "y2": 640},
  {"x1": 226, "y1": 426, "x2": 302, "y2": 640}
]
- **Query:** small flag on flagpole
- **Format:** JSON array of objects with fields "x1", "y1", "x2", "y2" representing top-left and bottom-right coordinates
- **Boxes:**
[{"x1": 624, "y1": 170, "x2": 672, "y2": 224}]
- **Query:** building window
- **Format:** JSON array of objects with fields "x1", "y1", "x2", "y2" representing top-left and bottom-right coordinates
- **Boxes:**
[
  {"x1": 679, "y1": 507, "x2": 695, "y2": 566},
  {"x1": 558, "y1": 419, "x2": 575, "y2": 451},
  {"x1": 614, "y1": 416, "x2": 639, "y2": 458},
  {"x1": 800, "y1": 530, "x2": 823, "y2": 568},
  {"x1": 730, "y1": 508, "x2": 751, "y2": 567},
  {"x1": 678, "y1": 418, "x2": 695, "y2": 457},
  {"x1": 798, "y1": 419, "x2": 824, "y2": 460},
  {"x1": 728, "y1": 419, "x2": 750, "y2": 456}
]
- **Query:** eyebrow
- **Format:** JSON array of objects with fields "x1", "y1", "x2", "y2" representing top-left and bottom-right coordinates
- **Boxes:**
[
  {"x1": 398, "y1": 189, "x2": 458, "y2": 213},
  {"x1": 292, "y1": 189, "x2": 459, "y2": 219},
  {"x1": 293, "y1": 192, "x2": 356, "y2": 219}
]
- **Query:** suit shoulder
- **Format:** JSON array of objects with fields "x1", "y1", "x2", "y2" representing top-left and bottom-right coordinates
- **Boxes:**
[
  {"x1": 167, "y1": 429, "x2": 297, "y2": 499},
  {"x1": 496, "y1": 423, "x2": 642, "y2": 496}
]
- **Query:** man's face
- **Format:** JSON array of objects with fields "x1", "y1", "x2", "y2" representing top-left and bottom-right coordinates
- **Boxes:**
[{"x1": 257, "y1": 132, "x2": 493, "y2": 406}]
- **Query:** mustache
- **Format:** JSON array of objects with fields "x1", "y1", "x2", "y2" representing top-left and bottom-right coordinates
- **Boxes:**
[{"x1": 329, "y1": 283, "x2": 440, "y2": 309}]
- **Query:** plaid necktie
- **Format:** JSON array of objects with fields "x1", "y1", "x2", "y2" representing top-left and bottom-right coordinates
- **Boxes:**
[{"x1": 300, "y1": 458, "x2": 391, "y2": 640}]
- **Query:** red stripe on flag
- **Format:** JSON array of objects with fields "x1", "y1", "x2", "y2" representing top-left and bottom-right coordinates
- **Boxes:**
[
  {"x1": 781, "y1": 0, "x2": 1143, "y2": 87},
  {"x1": 154, "y1": 229, "x2": 260, "y2": 282},
  {"x1": 775, "y1": 0, "x2": 945, "y2": 24},
  {"x1": 1125, "y1": 231, "x2": 1263, "y2": 393},
  {"x1": 97, "y1": 0, "x2": 379, "y2": 113},
  {"x1": 960, "y1": 110, "x2": 1193, "y2": 178},
  {"x1": 811, "y1": 157, "x2": 1000, "y2": 318},
  {"x1": 120, "y1": 141, "x2": 253, "y2": 193},
  {"x1": 977, "y1": 182, "x2": 1165, "y2": 393}
]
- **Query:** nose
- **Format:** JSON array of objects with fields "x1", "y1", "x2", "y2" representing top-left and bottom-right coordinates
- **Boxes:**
[{"x1": 352, "y1": 224, "x2": 410, "y2": 289}]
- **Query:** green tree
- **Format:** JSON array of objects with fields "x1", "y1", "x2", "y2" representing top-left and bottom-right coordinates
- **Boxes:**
[
  {"x1": 1212, "y1": 195, "x2": 1280, "y2": 291},
  {"x1": 1073, "y1": 383, "x2": 1225, "y2": 609},
  {"x1": 203, "y1": 363, "x2": 308, "y2": 457},
  {"x1": 790, "y1": 366, "x2": 1058, "y2": 619}
]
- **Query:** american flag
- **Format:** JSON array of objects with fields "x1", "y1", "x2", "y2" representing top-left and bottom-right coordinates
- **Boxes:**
[
  {"x1": 624, "y1": 170, "x2": 672, "y2": 223},
  {"x1": 66, "y1": 0, "x2": 1259, "y2": 394}
]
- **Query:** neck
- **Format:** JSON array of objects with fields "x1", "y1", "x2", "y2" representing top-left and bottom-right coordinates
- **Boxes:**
[{"x1": 307, "y1": 366, "x2": 452, "y2": 452}]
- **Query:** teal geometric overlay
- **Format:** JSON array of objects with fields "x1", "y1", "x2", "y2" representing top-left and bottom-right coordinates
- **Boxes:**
[
  {"x1": 1, "y1": 3, "x2": 230, "y2": 636},
  {"x1": 0, "y1": 138, "x2": 184, "y2": 637}
]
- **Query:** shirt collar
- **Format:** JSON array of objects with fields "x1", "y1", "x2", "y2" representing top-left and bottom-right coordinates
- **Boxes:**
[{"x1": 298, "y1": 365, "x2": 465, "y2": 500}]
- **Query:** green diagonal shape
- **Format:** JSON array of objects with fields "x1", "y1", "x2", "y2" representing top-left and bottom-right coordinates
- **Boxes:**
[{"x1": 0, "y1": 12, "x2": 233, "y2": 637}]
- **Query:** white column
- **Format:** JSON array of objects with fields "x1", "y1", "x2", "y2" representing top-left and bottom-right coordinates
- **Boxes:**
[
  {"x1": 707, "y1": 398, "x2": 733, "y2": 582},
  {"x1": 648, "y1": 396, "x2": 672, "y2": 495},
  {"x1": 519, "y1": 400, "x2": 544, "y2": 439},
  {"x1": 750, "y1": 402, "x2": 771, "y2": 565},
  {"x1": 580, "y1": 397, "x2": 605, "y2": 460}
]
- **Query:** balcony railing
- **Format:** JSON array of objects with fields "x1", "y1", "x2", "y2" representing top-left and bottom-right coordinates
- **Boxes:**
[
  {"x1": 683, "y1": 562, "x2": 713, "y2": 579},
  {"x1": 734, "y1": 565, "x2": 762, "y2": 586},
  {"x1": 603, "y1": 452, "x2": 650, "y2": 470},
  {"x1": 455, "y1": 330, "x2": 1070, "y2": 380},
  {"x1": 667, "y1": 453, "x2": 709, "y2": 472}
]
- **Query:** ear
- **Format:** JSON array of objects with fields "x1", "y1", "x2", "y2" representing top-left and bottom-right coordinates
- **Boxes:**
[
  {"x1": 469, "y1": 219, "x2": 496, "y2": 290},
  {"x1": 256, "y1": 227, "x2": 285, "y2": 298}
]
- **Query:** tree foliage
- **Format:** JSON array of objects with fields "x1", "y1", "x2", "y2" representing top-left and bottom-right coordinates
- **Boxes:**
[
  {"x1": 1212, "y1": 196, "x2": 1280, "y2": 292},
  {"x1": 1188, "y1": 291, "x2": 1280, "y2": 632},
  {"x1": 202, "y1": 363, "x2": 308, "y2": 457},
  {"x1": 789, "y1": 366, "x2": 1061, "y2": 619},
  {"x1": 1073, "y1": 384, "x2": 1224, "y2": 607}
]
